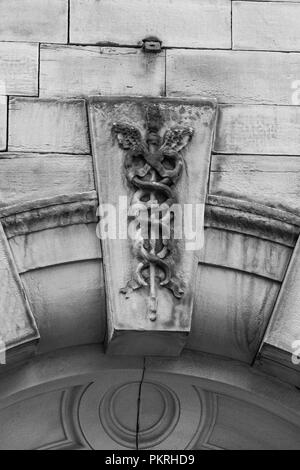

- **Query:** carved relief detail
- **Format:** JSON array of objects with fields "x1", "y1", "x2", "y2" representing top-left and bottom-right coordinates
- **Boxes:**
[
  {"x1": 112, "y1": 105, "x2": 194, "y2": 321},
  {"x1": 99, "y1": 381, "x2": 180, "y2": 449}
]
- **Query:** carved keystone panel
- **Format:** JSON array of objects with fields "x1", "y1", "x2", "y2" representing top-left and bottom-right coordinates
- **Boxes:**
[{"x1": 89, "y1": 97, "x2": 217, "y2": 356}]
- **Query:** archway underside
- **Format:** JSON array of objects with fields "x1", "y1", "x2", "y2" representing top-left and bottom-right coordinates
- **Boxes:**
[
  {"x1": 0, "y1": 191, "x2": 299, "y2": 450},
  {"x1": 0, "y1": 345, "x2": 299, "y2": 450}
]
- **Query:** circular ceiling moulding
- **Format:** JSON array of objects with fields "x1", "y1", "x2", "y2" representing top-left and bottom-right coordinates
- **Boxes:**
[
  {"x1": 77, "y1": 376, "x2": 201, "y2": 450},
  {"x1": 100, "y1": 381, "x2": 180, "y2": 449}
]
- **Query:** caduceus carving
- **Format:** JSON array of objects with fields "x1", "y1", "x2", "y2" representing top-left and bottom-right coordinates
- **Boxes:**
[{"x1": 112, "y1": 105, "x2": 194, "y2": 321}]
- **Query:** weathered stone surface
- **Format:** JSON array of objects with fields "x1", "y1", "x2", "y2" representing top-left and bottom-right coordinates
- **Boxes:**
[
  {"x1": 0, "y1": 389, "x2": 69, "y2": 450},
  {"x1": 9, "y1": 98, "x2": 90, "y2": 154},
  {"x1": 214, "y1": 105, "x2": 300, "y2": 155},
  {"x1": 0, "y1": 346, "x2": 144, "y2": 450},
  {"x1": 210, "y1": 154, "x2": 300, "y2": 215},
  {"x1": 0, "y1": 43, "x2": 38, "y2": 96},
  {"x1": 206, "y1": 195, "x2": 300, "y2": 247},
  {"x1": 0, "y1": 0, "x2": 68, "y2": 43},
  {"x1": 0, "y1": 0, "x2": 300, "y2": 452},
  {"x1": 189, "y1": 266, "x2": 280, "y2": 363},
  {"x1": 0, "y1": 153, "x2": 94, "y2": 207},
  {"x1": 40, "y1": 45, "x2": 165, "y2": 98},
  {"x1": 245, "y1": 0, "x2": 300, "y2": 2},
  {"x1": 1, "y1": 193, "x2": 98, "y2": 238},
  {"x1": 89, "y1": 97, "x2": 217, "y2": 356},
  {"x1": 0, "y1": 223, "x2": 39, "y2": 363},
  {"x1": 189, "y1": 197, "x2": 298, "y2": 364},
  {"x1": 145, "y1": 351, "x2": 300, "y2": 450},
  {"x1": 167, "y1": 50, "x2": 300, "y2": 105},
  {"x1": 257, "y1": 237, "x2": 300, "y2": 386},
  {"x1": 0, "y1": 96, "x2": 7, "y2": 151},
  {"x1": 0, "y1": 347, "x2": 300, "y2": 450},
  {"x1": 233, "y1": 2, "x2": 300, "y2": 51},
  {"x1": 22, "y1": 261, "x2": 106, "y2": 354},
  {"x1": 199, "y1": 228, "x2": 291, "y2": 282},
  {"x1": 1, "y1": 194, "x2": 104, "y2": 357},
  {"x1": 70, "y1": 0, "x2": 231, "y2": 49},
  {"x1": 10, "y1": 224, "x2": 101, "y2": 274}
]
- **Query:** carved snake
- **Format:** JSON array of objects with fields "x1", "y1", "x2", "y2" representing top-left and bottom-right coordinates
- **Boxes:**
[{"x1": 112, "y1": 116, "x2": 194, "y2": 300}]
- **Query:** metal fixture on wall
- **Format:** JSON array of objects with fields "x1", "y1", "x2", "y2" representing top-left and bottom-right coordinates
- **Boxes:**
[{"x1": 142, "y1": 36, "x2": 162, "y2": 53}]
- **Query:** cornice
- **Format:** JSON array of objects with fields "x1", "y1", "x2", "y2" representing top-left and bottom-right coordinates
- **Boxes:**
[
  {"x1": 206, "y1": 195, "x2": 300, "y2": 247},
  {"x1": 1, "y1": 192, "x2": 98, "y2": 239}
]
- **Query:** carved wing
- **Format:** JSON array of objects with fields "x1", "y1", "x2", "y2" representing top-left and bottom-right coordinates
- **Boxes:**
[
  {"x1": 161, "y1": 126, "x2": 194, "y2": 153},
  {"x1": 112, "y1": 123, "x2": 144, "y2": 151}
]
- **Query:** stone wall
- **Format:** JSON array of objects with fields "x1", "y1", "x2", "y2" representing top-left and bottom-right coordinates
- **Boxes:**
[
  {"x1": 0, "y1": 3, "x2": 300, "y2": 450},
  {"x1": 0, "y1": 0, "x2": 299, "y2": 214}
]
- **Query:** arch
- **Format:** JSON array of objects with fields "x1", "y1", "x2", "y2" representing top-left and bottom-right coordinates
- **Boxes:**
[{"x1": 0, "y1": 346, "x2": 299, "y2": 450}]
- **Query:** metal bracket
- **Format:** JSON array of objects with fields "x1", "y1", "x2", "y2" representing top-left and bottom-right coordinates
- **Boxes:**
[{"x1": 142, "y1": 37, "x2": 162, "y2": 53}]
